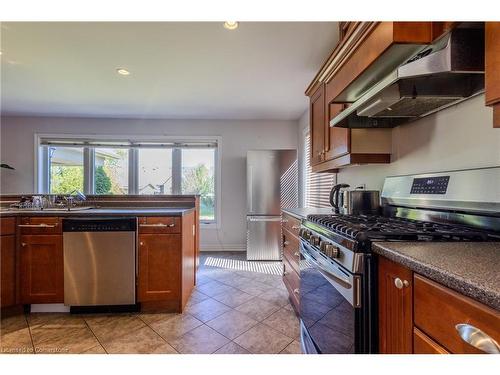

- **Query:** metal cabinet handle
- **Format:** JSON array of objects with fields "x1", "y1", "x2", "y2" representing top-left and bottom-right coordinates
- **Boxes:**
[
  {"x1": 139, "y1": 223, "x2": 175, "y2": 228},
  {"x1": 294, "y1": 252, "x2": 300, "y2": 257},
  {"x1": 21, "y1": 242, "x2": 26, "y2": 247},
  {"x1": 394, "y1": 278, "x2": 409, "y2": 289},
  {"x1": 18, "y1": 223, "x2": 57, "y2": 228},
  {"x1": 282, "y1": 219, "x2": 289, "y2": 223},
  {"x1": 293, "y1": 288, "x2": 300, "y2": 295},
  {"x1": 292, "y1": 225, "x2": 300, "y2": 230},
  {"x1": 455, "y1": 324, "x2": 500, "y2": 354},
  {"x1": 139, "y1": 241, "x2": 144, "y2": 246},
  {"x1": 283, "y1": 241, "x2": 290, "y2": 246}
]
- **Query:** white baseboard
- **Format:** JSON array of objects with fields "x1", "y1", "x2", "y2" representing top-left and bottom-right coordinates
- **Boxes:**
[
  {"x1": 200, "y1": 243, "x2": 246, "y2": 252},
  {"x1": 30, "y1": 304, "x2": 70, "y2": 313}
]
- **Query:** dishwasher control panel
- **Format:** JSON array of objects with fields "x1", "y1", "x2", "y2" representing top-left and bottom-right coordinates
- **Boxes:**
[{"x1": 62, "y1": 217, "x2": 137, "y2": 232}]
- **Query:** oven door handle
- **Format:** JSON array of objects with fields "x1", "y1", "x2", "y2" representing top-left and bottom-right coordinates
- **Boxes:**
[{"x1": 301, "y1": 247, "x2": 351, "y2": 289}]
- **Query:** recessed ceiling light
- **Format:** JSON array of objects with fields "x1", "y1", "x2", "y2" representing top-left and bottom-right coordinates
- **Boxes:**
[
  {"x1": 116, "y1": 68, "x2": 130, "y2": 76},
  {"x1": 223, "y1": 21, "x2": 238, "y2": 30}
]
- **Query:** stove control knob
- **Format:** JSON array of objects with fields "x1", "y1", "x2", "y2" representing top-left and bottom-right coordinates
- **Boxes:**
[
  {"x1": 324, "y1": 244, "x2": 340, "y2": 258},
  {"x1": 310, "y1": 235, "x2": 320, "y2": 247},
  {"x1": 300, "y1": 229, "x2": 311, "y2": 240}
]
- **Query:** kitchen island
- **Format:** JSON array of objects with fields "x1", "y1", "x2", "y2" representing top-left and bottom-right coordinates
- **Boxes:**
[{"x1": 0, "y1": 195, "x2": 200, "y2": 316}]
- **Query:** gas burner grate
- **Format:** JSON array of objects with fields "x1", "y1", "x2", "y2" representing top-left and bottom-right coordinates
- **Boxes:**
[{"x1": 306, "y1": 214, "x2": 491, "y2": 242}]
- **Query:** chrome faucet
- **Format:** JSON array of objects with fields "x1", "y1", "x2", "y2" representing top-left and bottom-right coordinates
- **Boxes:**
[
  {"x1": 69, "y1": 190, "x2": 87, "y2": 201},
  {"x1": 65, "y1": 190, "x2": 87, "y2": 210}
]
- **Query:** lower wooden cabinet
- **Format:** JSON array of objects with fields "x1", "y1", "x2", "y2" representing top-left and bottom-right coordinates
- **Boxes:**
[
  {"x1": 378, "y1": 256, "x2": 413, "y2": 354},
  {"x1": 378, "y1": 255, "x2": 500, "y2": 354},
  {"x1": 1, "y1": 234, "x2": 16, "y2": 307},
  {"x1": 138, "y1": 234, "x2": 182, "y2": 302},
  {"x1": 137, "y1": 213, "x2": 196, "y2": 312},
  {"x1": 281, "y1": 212, "x2": 301, "y2": 314},
  {"x1": 20, "y1": 234, "x2": 64, "y2": 304}
]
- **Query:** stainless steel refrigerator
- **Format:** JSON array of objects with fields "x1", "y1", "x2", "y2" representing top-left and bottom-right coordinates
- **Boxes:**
[{"x1": 246, "y1": 150, "x2": 298, "y2": 260}]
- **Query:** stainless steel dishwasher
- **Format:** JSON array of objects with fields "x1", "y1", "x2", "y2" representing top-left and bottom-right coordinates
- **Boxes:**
[{"x1": 63, "y1": 217, "x2": 136, "y2": 306}]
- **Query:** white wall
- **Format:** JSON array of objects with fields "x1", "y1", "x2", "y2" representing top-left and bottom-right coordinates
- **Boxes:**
[
  {"x1": 297, "y1": 94, "x2": 500, "y2": 203},
  {"x1": 0, "y1": 116, "x2": 298, "y2": 250}
]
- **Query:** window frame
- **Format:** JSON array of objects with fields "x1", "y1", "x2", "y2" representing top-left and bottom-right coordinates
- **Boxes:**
[{"x1": 35, "y1": 133, "x2": 221, "y2": 228}]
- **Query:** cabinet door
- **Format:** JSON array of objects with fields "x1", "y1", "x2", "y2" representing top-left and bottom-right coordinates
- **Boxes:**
[
  {"x1": 138, "y1": 234, "x2": 181, "y2": 302},
  {"x1": 1, "y1": 235, "x2": 16, "y2": 307},
  {"x1": 485, "y1": 22, "x2": 500, "y2": 127},
  {"x1": 20, "y1": 235, "x2": 63, "y2": 304},
  {"x1": 309, "y1": 85, "x2": 326, "y2": 166},
  {"x1": 378, "y1": 256, "x2": 413, "y2": 354},
  {"x1": 325, "y1": 103, "x2": 350, "y2": 161}
]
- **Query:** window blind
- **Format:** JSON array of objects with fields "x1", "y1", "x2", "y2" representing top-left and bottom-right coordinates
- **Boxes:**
[
  {"x1": 305, "y1": 132, "x2": 336, "y2": 208},
  {"x1": 39, "y1": 138, "x2": 217, "y2": 149}
]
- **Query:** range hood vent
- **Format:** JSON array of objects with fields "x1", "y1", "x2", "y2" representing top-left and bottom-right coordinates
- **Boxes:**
[{"x1": 331, "y1": 27, "x2": 485, "y2": 129}]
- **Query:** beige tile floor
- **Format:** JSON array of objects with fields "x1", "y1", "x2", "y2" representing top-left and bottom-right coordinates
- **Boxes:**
[{"x1": 0, "y1": 252, "x2": 302, "y2": 354}]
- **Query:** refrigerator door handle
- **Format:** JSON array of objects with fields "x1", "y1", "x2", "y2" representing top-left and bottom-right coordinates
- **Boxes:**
[
  {"x1": 247, "y1": 165, "x2": 253, "y2": 213},
  {"x1": 247, "y1": 216, "x2": 283, "y2": 222}
]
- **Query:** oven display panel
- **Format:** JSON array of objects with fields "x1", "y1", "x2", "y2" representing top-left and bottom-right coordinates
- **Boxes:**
[{"x1": 410, "y1": 176, "x2": 450, "y2": 194}]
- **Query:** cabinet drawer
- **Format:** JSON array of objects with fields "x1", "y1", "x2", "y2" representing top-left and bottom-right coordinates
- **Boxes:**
[
  {"x1": 138, "y1": 217, "x2": 181, "y2": 234},
  {"x1": 413, "y1": 328, "x2": 449, "y2": 354},
  {"x1": 1, "y1": 217, "x2": 16, "y2": 235},
  {"x1": 283, "y1": 228, "x2": 300, "y2": 274},
  {"x1": 414, "y1": 274, "x2": 500, "y2": 354},
  {"x1": 282, "y1": 213, "x2": 301, "y2": 237},
  {"x1": 283, "y1": 256, "x2": 300, "y2": 311},
  {"x1": 19, "y1": 217, "x2": 62, "y2": 235}
]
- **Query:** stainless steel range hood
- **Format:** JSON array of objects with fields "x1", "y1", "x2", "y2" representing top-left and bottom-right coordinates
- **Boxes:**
[{"x1": 331, "y1": 27, "x2": 485, "y2": 128}]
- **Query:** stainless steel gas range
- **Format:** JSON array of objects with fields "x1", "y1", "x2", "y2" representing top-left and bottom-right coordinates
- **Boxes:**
[{"x1": 299, "y1": 167, "x2": 500, "y2": 354}]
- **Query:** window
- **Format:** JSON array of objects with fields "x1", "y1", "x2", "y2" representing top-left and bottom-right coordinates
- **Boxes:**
[
  {"x1": 38, "y1": 136, "x2": 220, "y2": 225},
  {"x1": 181, "y1": 148, "x2": 215, "y2": 221},
  {"x1": 49, "y1": 146, "x2": 84, "y2": 194},
  {"x1": 304, "y1": 132, "x2": 335, "y2": 208},
  {"x1": 94, "y1": 148, "x2": 129, "y2": 194},
  {"x1": 138, "y1": 149, "x2": 173, "y2": 195}
]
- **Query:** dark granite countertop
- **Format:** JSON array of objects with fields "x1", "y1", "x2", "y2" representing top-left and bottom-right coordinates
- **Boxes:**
[
  {"x1": 373, "y1": 242, "x2": 500, "y2": 310},
  {"x1": 282, "y1": 207, "x2": 336, "y2": 220},
  {"x1": 0, "y1": 207, "x2": 195, "y2": 217}
]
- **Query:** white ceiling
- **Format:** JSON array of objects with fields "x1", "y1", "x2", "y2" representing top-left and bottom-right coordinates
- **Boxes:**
[{"x1": 0, "y1": 22, "x2": 338, "y2": 120}]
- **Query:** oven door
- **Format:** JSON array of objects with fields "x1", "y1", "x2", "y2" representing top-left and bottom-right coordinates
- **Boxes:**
[{"x1": 299, "y1": 239, "x2": 363, "y2": 354}]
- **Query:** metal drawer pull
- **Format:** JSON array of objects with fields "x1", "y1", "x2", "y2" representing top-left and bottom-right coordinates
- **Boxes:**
[
  {"x1": 139, "y1": 223, "x2": 175, "y2": 228},
  {"x1": 18, "y1": 223, "x2": 57, "y2": 228},
  {"x1": 394, "y1": 278, "x2": 409, "y2": 289},
  {"x1": 282, "y1": 219, "x2": 289, "y2": 223},
  {"x1": 21, "y1": 242, "x2": 26, "y2": 247},
  {"x1": 293, "y1": 288, "x2": 300, "y2": 295},
  {"x1": 455, "y1": 324, "x2": 500, "y2": 354},
  {"x1": 292, "y1": 225, "x2": 300, "y2": 230},
  {"x1": 283, "y1": 241, "x2": 290, "y2": 246},
  {"x1": 294, "y1": 252, "x2": 300, "y2": 257}
]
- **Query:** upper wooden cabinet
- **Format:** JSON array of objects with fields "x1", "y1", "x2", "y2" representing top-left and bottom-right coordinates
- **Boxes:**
[
  {"x1": 485, "y1": 22, "x2": 500, "y2": 127},
  {"x1": 309, "y1": 85, "x2": 326, "y2": 166}
]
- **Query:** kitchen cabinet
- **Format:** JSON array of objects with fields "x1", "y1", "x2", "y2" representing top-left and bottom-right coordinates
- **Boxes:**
[
  {"x1": 1, "y1": 218, "x2": 16, "y2": 308},
  {"x1": 485, "y1": 22, "x2": 500, "y2": 127},
  {"x1": 378, "y1": 255, "x2": 500, "y2": 354},
  {"x1": 309, "y1": 85, "x2": 326, "y2": 166},
  {"x1": 20, "y1": 234, "x2": 64, "y2": 304},
  {"x1": 138, "y1": 234, "x2": 182, "y2": 302},
  {"x1": 281, "y1": 212, "x2": 301, "y2": 313},
  {"x1": 138, "y1": 212, "x2": 195, "y2": 312},
  {"x1": 306, "y1": 22, "x2": 457, "y2": 171},
  {"x1": 378, "y1": 256, "x2": 413, "y2": 354}
]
